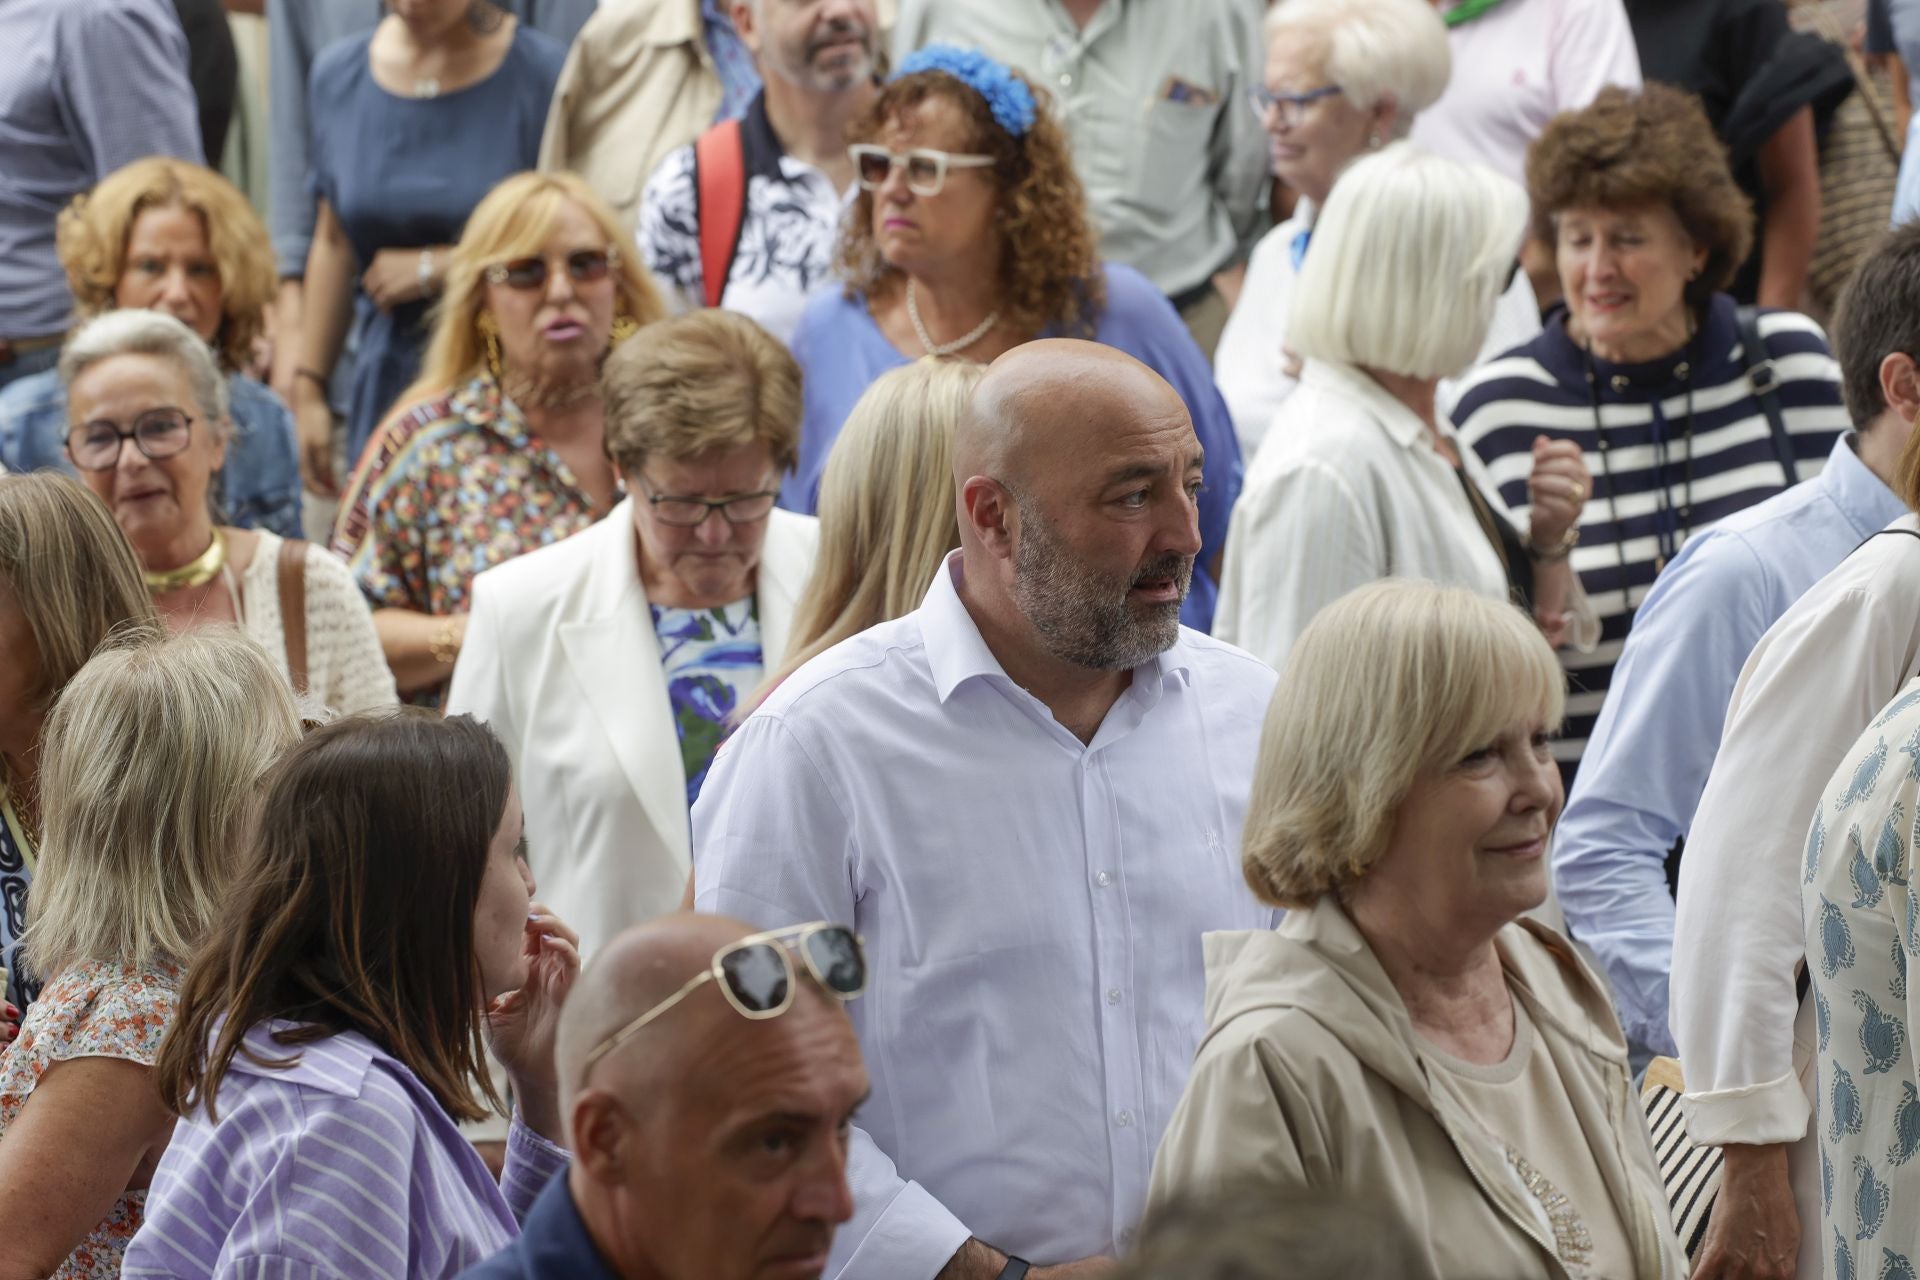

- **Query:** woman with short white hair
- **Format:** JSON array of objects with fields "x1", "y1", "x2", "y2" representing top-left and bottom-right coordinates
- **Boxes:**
[
  {"x1": 1214, "y1": 0, "x2": 1540, "y2": 454},
  {"x1": 60, "y1": 309, "x2": 395, "y2": 715},
  {"x1": 1213, "y1": 143, "x2": 1594, "y2": 674},
  {"x1": 1148, "y1": 579, "x2": 1685, "y2": 1279},
  {"x1": 0, "y1": 628, "x2": 301, "y2": 1277}
]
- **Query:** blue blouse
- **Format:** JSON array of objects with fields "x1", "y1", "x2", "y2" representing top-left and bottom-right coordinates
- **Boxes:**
[
  {"x1": 0, "y1": 367, "x2": 303, "y2": 536},
  {"x1": 308, "y1": 24, "x2": 565, "y2": 465},
  {"x1": 786, "y1": 263, "x2": 1243, "y2": 633}
]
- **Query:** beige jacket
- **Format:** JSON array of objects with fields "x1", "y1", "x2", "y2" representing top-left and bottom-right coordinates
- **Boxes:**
[
  {"x1": 538, "y1": 0, "x2": 895, "y2": 231},
  {"x1": 1147, "y1": 899, "x2": 1685, "y2": 1280}
]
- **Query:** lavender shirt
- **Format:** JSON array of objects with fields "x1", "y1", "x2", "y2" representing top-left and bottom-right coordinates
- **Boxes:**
[{"x1": 123, "y1": 1022, "x2": 566, "y2": 1279}]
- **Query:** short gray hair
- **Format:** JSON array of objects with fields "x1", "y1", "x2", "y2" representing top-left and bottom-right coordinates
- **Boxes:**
[
  {"x1": 1264, "y1": 0, "x2": 1451, "y2": 132},
  {"x1": 22, "y1": 626, "x2": 300, "y2": 978},
  {"x1": 1288, "y1": 142, "x2": 1526, "y2": 380},
  {"x1": 58, "y1": 309, "x2": 231, "y2": 440}
]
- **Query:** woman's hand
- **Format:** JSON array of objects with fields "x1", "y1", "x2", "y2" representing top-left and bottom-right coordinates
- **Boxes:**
[
  {"x1": 486, "y1": 904, "x2": 581, "y2": 1141},
  {"x1": 1691, "y1": 1142, "x2": 1799, "y2": 1278},
  {"x1": 2, "y1": 1001, "x2": 18, "y2": 1046},
  {"x1": 293, "y1": 389, "x2": 338, "y2": 498},
  {"x1": 361, "y1": 248, "x2": 441, "y2": 311},
  {"x1": 1525, "y1": 434, "x2": 1590, "y2": 548}
]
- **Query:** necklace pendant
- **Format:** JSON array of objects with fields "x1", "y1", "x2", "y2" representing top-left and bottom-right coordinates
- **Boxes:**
[{"x1": 413, "y1": 77, "x2": 440, "y2": 98}]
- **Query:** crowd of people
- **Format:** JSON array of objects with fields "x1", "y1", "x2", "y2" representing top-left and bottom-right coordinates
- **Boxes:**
[{"x1": 5, "y1": 0, "x2": 1920, "y2": 1276}]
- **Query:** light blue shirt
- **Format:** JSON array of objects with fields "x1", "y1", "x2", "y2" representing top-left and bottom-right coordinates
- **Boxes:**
[{"x1": 1554, "y1": 431, "x2": 1906, "y2": 1057}]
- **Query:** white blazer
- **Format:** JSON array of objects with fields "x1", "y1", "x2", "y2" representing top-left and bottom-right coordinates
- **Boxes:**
[{"x1": 447, "y1": 499, "x2": 820, "y2": 958}]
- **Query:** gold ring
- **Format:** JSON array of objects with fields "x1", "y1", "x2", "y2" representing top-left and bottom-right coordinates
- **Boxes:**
[{"x1": 1567, "y1": 480, "x2": 1585, "y2": 502}]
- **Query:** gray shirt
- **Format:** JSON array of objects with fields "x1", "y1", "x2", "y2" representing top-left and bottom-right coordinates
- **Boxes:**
[
  {"x1": 892, "y1": 0, "x2": 1269, "y2": 298},
  {"x1": 267, "y1": 0, "x2": 598, "y2": 279},
  {"x1": 0, "y1": 0, "x2": 201, "y2": 338}
]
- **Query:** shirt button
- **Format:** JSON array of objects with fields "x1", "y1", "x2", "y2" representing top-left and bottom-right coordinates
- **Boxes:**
[
  {"x1": 1059, "y1": 72, "x2": 1073, "y2": 87},
  {"x1": 1095, "y1": 870, "x2": 1114, "y2": 887},
  {"x1": 1115, "y1": 1109, "x2": 1134, "y2": 1127},
  {"x1": 1106, "y1": 988, "x2": 1122, "y2": 1005}
]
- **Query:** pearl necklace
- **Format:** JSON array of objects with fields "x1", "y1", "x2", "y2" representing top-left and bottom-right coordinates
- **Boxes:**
[{"x1": 907, "y1": 280, "x2": 999, "y2": 357}]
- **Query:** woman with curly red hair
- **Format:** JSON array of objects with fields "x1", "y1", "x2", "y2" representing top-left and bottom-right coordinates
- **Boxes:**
[{"x1": 786, "y1": 45, "x2": 1242, "y2": 632}]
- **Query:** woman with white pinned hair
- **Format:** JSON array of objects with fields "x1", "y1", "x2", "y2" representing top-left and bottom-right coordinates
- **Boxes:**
[
  {"x1": 1213, "y1": 142, "x2": 1595, "y2": 676},
  {"x1": 59, "y1": 309, "x2": 395, "y2": 715},
  {"x1": 1214, "y1": 0, "x2": 1541, "y2": 456}
]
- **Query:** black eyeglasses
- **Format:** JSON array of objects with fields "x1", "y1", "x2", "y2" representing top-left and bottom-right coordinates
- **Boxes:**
[
  {"x1": 580, "y1": 922, "x2": 866, "y2": 1076},
  {"x1": 637, "y1": 474, "x2": 779, "y2": 527},
  {"x1": 483, "y1": 248, "x2": 617, "y2": 291},
  {"x1": 65, "y1": 407, "x2": 196, "y2": 471}
]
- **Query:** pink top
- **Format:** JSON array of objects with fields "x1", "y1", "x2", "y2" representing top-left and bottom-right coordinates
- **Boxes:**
[{"x1": 0, "y1": 960, "x2": 180, "y2": 1278}]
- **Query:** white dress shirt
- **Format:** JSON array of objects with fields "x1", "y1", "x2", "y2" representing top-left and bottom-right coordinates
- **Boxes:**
[
  {"x1": 1214, "y1": 358, "x2": 1580, "y2": 675},
  {"x1": 692, "y1": 551, "x2": 1280, "y2": 1278},
  {"x1": 1671, "y1": 512, "x2": 1920, "y2": 1280}
]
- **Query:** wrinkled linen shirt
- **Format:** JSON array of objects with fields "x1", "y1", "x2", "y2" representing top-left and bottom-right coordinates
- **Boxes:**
[{"x1": 693, "y1": 552, "x2": 1280, "y2": 1277}]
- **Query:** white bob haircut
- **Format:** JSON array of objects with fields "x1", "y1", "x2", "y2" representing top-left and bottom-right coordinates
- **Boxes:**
[
  {"x1": 1263, "y1": 0, "x2": 1451, "y2": 134},
  {"x1": 1288, "y1": 142, "x2": 1527, "y2": 381},
  {"x1": 58, "y1": 308, "x2": 232, "y2": 439}
]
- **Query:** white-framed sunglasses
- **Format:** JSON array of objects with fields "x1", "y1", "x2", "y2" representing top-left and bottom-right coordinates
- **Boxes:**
[{"x1": 849, "y1": 144, "x2": 996, "y2": 196}]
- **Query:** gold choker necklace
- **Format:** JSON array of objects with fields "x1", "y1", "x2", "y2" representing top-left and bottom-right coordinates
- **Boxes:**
[{"x1": 145, "y1": 528, "x2": 227, "y2": 593}]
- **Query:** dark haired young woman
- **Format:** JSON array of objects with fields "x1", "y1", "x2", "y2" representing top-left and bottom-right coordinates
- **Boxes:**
[{"x1": 123, "y1": 711, "x2": 579, "y2": 1278}]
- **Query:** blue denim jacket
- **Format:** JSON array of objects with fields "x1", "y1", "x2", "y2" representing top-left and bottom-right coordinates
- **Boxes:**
[{"x1": 0, "y1": 367, "x2": 302, "y2": 536}]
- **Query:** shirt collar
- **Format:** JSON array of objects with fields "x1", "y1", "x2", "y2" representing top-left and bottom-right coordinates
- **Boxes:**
[
  {"x1": 517, "y1": 1176, "x2": 622, "y2": 1278},
  {"x1": 1300, "y1": 359, "x2": 1432, "y2": 450},
  {"x1": 918, "y1": 551, "x2": 1191, "y2": 705},
  {"x1": 739, "y1": 91, "x2": 789, "y2": 183},
  {"x1": 1821, "y1": 431, "x2": 1909, "y2": 539}
]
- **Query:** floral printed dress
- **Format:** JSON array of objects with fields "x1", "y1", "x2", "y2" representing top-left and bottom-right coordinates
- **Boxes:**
[
  {"x1": 1804, "y1": 676, "x2": 1920, "y2": 1280},
  {"x1": 0, "y1": 960, "x2": 180, "y2": 1277},
  {"x1": 651, "y1": 595, "x2": 762, "y2": 804}
]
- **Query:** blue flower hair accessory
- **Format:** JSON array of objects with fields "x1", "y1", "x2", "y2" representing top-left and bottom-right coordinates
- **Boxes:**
[{"x1": 894, "y1": 44, "x2": 1037, "y2": 139}]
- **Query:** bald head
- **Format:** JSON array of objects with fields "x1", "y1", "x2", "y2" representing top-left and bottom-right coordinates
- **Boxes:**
[{"x1": 952, "y1": 339, "x2": 1190, "y2": 497}]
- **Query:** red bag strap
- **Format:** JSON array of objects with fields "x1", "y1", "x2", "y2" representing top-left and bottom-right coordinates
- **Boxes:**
[{"x1": 693, "y1": 119, "x2": 748, "y2": 310}]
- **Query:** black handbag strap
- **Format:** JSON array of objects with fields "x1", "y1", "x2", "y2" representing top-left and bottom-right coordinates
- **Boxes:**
[{"x1": 1735, "y1": 304, "x2": 1800, "y2": 488}]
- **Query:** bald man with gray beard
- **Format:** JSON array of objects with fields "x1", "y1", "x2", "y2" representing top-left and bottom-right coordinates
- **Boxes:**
[{"x1": 692, "y1": 340, "x2": 1280, "y2": 1280}]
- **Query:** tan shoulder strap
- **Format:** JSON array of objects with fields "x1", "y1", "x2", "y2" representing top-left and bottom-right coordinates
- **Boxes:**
[{"x1": 276, "y1": 538, "x2": 309, "y2": 697}]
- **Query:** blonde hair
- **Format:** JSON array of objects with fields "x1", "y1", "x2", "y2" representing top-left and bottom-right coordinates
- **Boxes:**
[
  {"x1": 1289, "y1": 142, "x2": 1527, "y2": 380},
  {"x1": 761, "y1": 358, "x2": 978, "y2": 697},
  {"x1": 1240, "y1": 580, "x2": 1564, "y2": 908},
  {"x1": 600, "y1": 310, "x2": 802, "y2": 475},
  {"x1": 22, "y1": 628, "x2": 301, "y2": 978},
  {"x1": 0, "y1": 473, "x2": 159, "y2": 714},
  {"x1": 56, "y1": 157, "x2": 275, "y2": 372},
  {"x1": 393, "y1": 171, "x2": 665, "y2": 415},
  {"x1": 1264, "y1": 0, "x2": 1451, "y2": 135}
]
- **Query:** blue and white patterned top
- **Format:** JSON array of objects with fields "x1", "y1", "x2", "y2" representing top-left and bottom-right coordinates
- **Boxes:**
[
  {"x1": 651, "y1": 596, "x2": 762, "y2": 805},
  {"x1": 1804, "y1": 673, "x2": 1920, "y2": 1279},
  {"x1": 0, "y1": 782, "x2": 32, "y2": 1012},
  {"x1": 699, "y1": 0, "x2": 761, "y2": 123}
]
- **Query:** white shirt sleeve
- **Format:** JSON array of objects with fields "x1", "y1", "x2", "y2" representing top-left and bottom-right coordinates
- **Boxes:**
[
  {"x1": 1673, "y1": 575, "x2": 1920, "y2": 1144},
  {"x1": 1213, "y1": 457, "x2": 1383, "y2": 674},
  {"x1": 1548, "y1": 0, "x2": 1643, "y2": 111},
  {"x1": 693, "y1": 715, "x2": 974, "y2": 1280}
]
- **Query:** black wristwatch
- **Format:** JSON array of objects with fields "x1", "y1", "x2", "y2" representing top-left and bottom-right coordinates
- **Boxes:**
[{"x1": 996, "y1": 1258, "x2": 1032, "y2": 1280}]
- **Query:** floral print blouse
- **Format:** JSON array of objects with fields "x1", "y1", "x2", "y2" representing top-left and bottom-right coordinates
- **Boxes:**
[
  {"x1": 651, "y1": 596, "x2": 763, "y2": 804},
  {"x1": 0, "y1": 960, "x2": 181, "y2": 1278},
  {"x1": 1805, "y1": 675, "x2": 1920, "y2": 1280},
  {"x1": 331, "y1": 373, "x2": 611, "y2": 696}
]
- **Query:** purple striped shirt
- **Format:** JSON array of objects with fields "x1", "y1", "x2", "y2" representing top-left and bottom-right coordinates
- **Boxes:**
[{"x1": 122, "y1": 1022, "x2": 566, "y2": 1279}]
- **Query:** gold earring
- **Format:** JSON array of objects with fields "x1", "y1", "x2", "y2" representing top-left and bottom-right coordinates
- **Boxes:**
[
  {"x1": 609, "y1": 309, "x2": 640, "y2": 345},
  {"x1": 476, "y1": 308, "x2": 503, "y2": 383}
]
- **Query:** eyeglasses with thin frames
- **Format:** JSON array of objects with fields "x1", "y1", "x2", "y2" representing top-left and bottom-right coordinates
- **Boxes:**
[
  {"x1": 1247, "y1": 83, "x2": 1344, "y2": 128},
  {"x1": 849, "y1": 144, "x2": 996, "y2": 197},
  {"x1": 637, "y1": 473, "x2": 780, "y2": 527},
  {"x1": 65, "y1": 407, "x2": 196, "y2": 472},
  {"x1": 581, "y1": 922, "x2": 866, "y2": 1078},
  {"x1": 483, "y1": 248, "x2": 618, "y2": 291}
]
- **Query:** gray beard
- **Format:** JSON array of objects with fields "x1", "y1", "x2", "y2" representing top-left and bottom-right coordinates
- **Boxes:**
[{"x1": 1010, "y1": 501, "x2": 1189, "y2": 671}]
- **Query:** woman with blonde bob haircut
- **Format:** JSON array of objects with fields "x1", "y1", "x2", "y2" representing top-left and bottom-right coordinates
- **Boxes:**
[
  {"x1": 1213, "y1": 143, "x2": 1594, "y2": 676},
  {"x1": 332, "y1": 171, "x2": 665, "y2": 703},
  {"x1": 0, "y1": 157, "x2": 302, "y2": 535},
  {"x1": 1149, "y1": 580, "x2": 1685, "y2": 1280},
  {"x1": 0, "y1": 628, "x2": 300, "y2": 1278},
  {"x1": 761, "y1": 356, "x2": 979, "y2": 701}
]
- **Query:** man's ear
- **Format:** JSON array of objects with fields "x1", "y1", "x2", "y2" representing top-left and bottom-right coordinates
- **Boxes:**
[
  {"x1": 729, "y1": 1, "x2": 760, "y2": 56},
  {"x1": 960, "y1": 474, "x2": 1017, "y2": 560},
  {"x1": 1879, "y1": 350, "x2": 1920, "y2": 424},
  {"x1": 570, "y1": 1089, "x2": 632, "y2": 1183}
]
